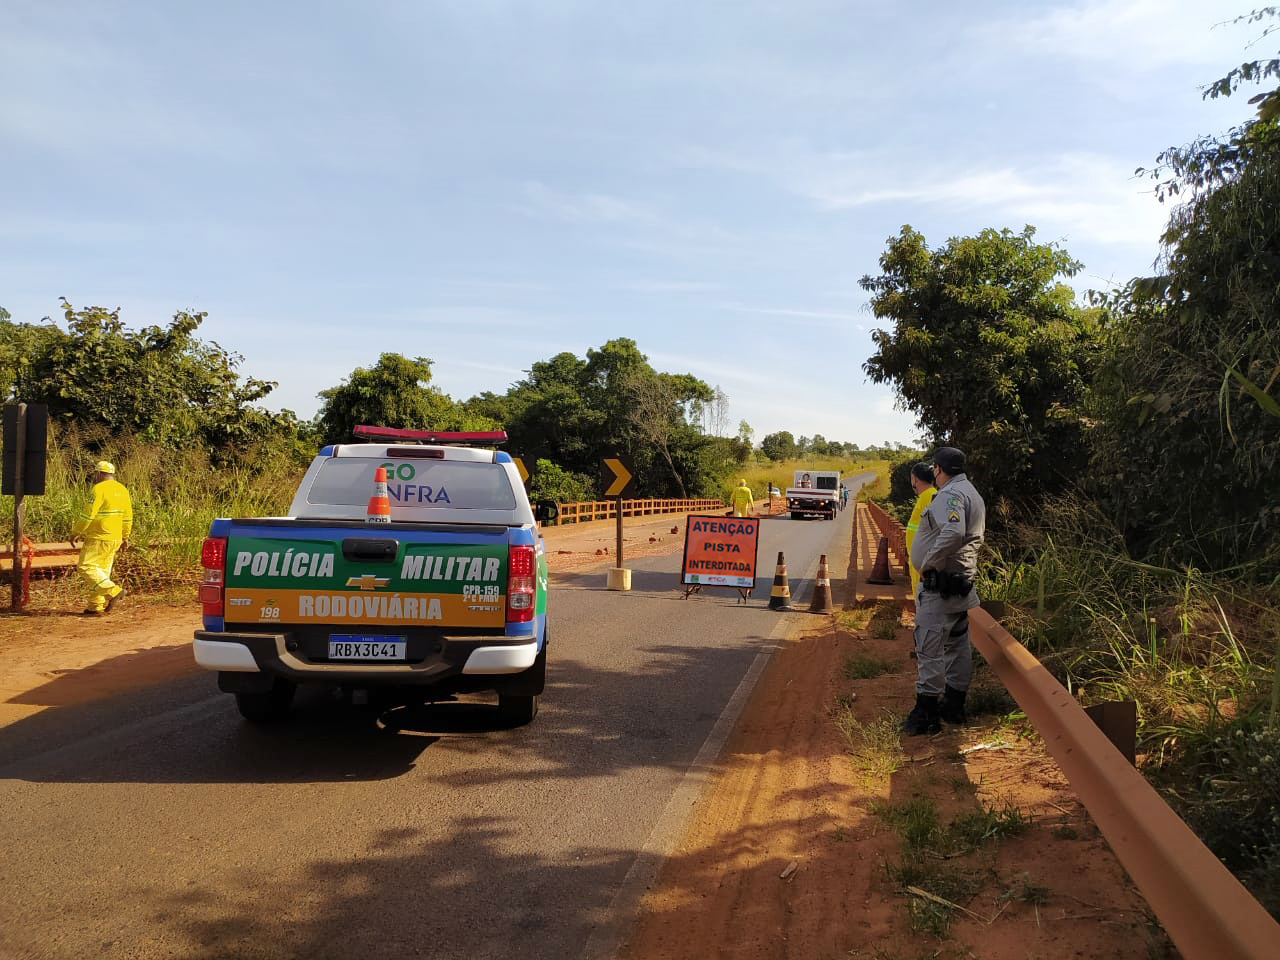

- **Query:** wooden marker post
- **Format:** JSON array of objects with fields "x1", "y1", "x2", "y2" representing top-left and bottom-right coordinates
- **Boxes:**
[{"x1": 601, "y1": 456, "x2": 635, "y2": 591}]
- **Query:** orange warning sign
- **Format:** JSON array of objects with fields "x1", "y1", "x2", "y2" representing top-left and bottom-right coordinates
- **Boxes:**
[{"x1": 680, "y1": 515, "x2": 760, "y2": 588}]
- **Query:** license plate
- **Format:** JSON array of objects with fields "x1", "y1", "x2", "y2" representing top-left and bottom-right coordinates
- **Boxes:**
[{"x1": 328, "y1": 635, "x2": 407, "y2": 661}]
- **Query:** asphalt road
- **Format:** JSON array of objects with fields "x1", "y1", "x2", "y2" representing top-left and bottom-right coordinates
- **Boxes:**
[{"x1": 0, "y1": 499, "x2": 863, "y2": 960}]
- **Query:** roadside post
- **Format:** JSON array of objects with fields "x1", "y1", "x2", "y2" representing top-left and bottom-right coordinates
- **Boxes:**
[
  {"x1": 3, "y1": 403, "x2": 49, "y2": 611},
  {"x1": 601, "y1": 456, "x2": 635, "y2": 590},
  {"x1": 679, "y1": 515, "x2": 760, "y2": 603}
]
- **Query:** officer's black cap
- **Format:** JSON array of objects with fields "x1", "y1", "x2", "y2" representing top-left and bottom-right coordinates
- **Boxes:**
[{"x1": 931, "y1": 447, "x2": 966, "y2": 475}]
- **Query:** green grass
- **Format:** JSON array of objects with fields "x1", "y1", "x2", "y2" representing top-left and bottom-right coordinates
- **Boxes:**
[
  {"x1": 873, "y1": 794, "x2": 1029, "y2": 938},
  {"x1": 843, "y1": 651, "x2": 896, "y2": 680},
  {"x1": 1, "y1": 423, "x2": 304, "y2": 592},
  {"x1": 835, "y1": 607, "x2": 874, "y2": 632},
  {"x1": 833, "y1": 707, "x2": 907, "y2": 779},
  {"x1": 869, "y1": 618, "x2": 901, "y2": 641},
  {"x1": 979, "y1": 494, "x2": 1280, "y2": 916},
  {"x1": 884, "y1": 855, "x2": 990, "y2": 938},
  {"x1": 948, "y1": 800, "x2": 1028, "y2": 849},
  {"x1": 998, "y1": 872, "x2": 1049, "y2": 906}
]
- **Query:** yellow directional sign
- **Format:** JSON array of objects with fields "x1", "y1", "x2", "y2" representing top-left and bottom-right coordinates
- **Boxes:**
[
  {"x1": 601, "y1": 456, "x2": 635, "y2": 498},
  {"x1": 511, "y1": 456, "x2": 530, "y2": 486}
]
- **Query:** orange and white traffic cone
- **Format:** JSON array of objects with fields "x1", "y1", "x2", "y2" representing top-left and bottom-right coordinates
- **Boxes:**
[
  {"x1": 808, "y1": 554, "x2": 833, "y2": 613},
  {"x1": 768, "y1": 551, "x2": 792, "y2": 611},
  {"x1": 366, "y1": 466, "x2": 392, "y2": 523},
  {"x1": 866, "y1": 536, "x2": 893, "y2": 584}
]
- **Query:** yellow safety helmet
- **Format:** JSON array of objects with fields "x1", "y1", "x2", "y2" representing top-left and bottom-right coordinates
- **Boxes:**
[
  {"x1": 95, "y1": 460, "x2": 116, "y2": 474},
  {"x1": 738, "y1": 478, "x2": 747, "y2": 485}
]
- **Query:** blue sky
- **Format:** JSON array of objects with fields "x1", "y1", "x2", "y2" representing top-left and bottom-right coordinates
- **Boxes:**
[{"x1": 0, "y1": 1, "x2": 1259, "y2": 448}]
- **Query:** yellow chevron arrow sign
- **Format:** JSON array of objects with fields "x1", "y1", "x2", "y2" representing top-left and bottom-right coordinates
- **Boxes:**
[{"x1": 601, "y1": 457, "x2": 634, "y2": 498}]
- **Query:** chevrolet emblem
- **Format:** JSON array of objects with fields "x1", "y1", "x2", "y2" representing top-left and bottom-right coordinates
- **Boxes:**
[{"x1": 346, "y1": 575, "x2": 391, "y2": 591}]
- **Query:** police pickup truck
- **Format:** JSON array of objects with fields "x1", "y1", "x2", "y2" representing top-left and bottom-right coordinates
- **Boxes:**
[{"x1": 193, "y1": 427, "x2": 553, "y2": 724}]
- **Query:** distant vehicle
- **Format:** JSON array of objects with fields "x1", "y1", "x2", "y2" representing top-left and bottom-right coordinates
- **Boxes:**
[
  {"x1": 785, "y1": 470, "x2": 840, "y2": 520},
  {"x1": 192, "y1": 427, "x2": 555, "y2": 725}
]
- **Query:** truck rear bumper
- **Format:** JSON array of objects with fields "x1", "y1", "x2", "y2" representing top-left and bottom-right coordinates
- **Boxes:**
[
  {"x1": 192, "y1": 630, "x2": 540, "y2": 683},
  {"x1": 194, "y1": 638, "x2": 262, "y2": 672},
  {"x1": 460, "y1": 642, "x2": 538, "y2": 674}
]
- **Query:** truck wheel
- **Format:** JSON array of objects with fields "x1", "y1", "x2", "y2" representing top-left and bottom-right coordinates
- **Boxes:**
[
  {"x1": 497, "y1": 693, "x2": 539, "y2": 725},
  {"x1": 790, "y1": 511, "x2": 800, "y2": 520},
  {"x1": 235, "y1": 679, "x2": 296, "y2": 723}
]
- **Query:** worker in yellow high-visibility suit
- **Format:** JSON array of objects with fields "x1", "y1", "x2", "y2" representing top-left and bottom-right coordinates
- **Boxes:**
[
  {"x1": 730, "y1": 478, "x2": 755, "y2": 517},
  {"x1": 904, "y1": 462, "x2": 936, "y2": 598},
  {"x1": 69, "y1": 460, "x2": 133, "y2": 615}
]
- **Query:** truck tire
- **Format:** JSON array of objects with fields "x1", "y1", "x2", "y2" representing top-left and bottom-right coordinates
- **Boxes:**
[
  {"x1": 495, "y1": 635, "x2": 546, "y2": 725},
  {"x1": 235, "y1": 678, "x2": 296, "y2": 723},
  {"x1": 497, "y1": 693, "x2": 539, "y2": 725},
  {"x1": 790, "y1": 511, "x2": 800, "y2": 520}
]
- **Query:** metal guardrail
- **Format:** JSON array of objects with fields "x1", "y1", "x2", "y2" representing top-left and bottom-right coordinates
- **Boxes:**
[
  {"x1": 868, "y1": 507, "x2": 1280, "y2": 957},
  {"x1": 550, "y1": 498, "x2": 723, "y2": 525},
  {"x1": 970, "y1": 609, "x2": 1279, "y2": 959}
]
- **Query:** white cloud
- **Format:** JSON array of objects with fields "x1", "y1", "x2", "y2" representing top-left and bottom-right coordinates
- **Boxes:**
[
  {"x1": 714, "y1": 303, "x2": 858, "y2": 328},
  {"x1": 992, "y1": 0, "x2": 1251, "y2": 74},
  {"x1": 621, "y1": 279, "x2": 722, "y2": 294},
  {"x1": 519, "y1": 182, "x2": 659, "y2": 225},
  {"x1": 782, "y1": 149, "x2": 1168, "y2": 254}
]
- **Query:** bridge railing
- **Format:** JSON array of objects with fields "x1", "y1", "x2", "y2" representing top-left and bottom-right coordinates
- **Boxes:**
[
  {"x1": 864, "y1": 499, "x2": 909, "y2": 573},
  {"x1": 550, "y1": 498, "x2": 724, "y2": 526}
]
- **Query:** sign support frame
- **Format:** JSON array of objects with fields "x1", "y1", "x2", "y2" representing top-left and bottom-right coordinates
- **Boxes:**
[{"x1": 8, "y1": 404, "x2": 26, "y2": 611}]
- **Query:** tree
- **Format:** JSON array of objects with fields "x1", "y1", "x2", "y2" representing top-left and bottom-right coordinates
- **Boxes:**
[
  {"x1": 861, "y1": 225, "x2": 1099, "y2": 504},
  {"x1": 527, "y1": 458, "x2": 592, "y2": 504},
  {"x1": 13, "y1": 300, "x2": 291, "y2": 453},
  {"x1": 1089, "y1": 12, "x2": 1280, "y2": 570},
  {"x1": 316, "y1": 353, "x2": 493, "y2": 443},
  {"x1": 759, "y1": 431, "x2": 797, "y2": 461},
  {"x1": 622, "y1": 368, "x2": 690, "y2": 497},
  {"x1": 710, "y1": 385, "x2": 730, "y2": 437},
  {"x1": 497, "y1": 340, "x2": 721, "y2": 497}
]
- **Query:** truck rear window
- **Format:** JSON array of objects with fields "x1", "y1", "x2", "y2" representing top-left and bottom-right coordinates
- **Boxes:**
[{"x1": 307, "y1": 459, "x2": 517, "y2": 511}]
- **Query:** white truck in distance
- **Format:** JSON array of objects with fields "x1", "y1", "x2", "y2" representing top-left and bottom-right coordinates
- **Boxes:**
[{"x1": 785, "y1": 470, "x2": 840, "y2": 520}]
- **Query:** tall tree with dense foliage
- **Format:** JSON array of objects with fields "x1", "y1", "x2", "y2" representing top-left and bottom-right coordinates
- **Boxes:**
[
  {"x1": 759, "y1": 431, "x2": 797, "y2": 461},
  {"x1": 8, "y1": 300, "x2": 297, "y2": 454},
  {"x1": 1091, "y1": 14, "x2": 1280, "y2": 571},
  {"x1": 316, "y1": 353, "x2": 495, "y2": 443},
  {"x1": 861, "y1": 225, "x2": 1099, "y2": 505},
  {"x1": 484, "y1": 338, "x2": 723, "y2": 498}
]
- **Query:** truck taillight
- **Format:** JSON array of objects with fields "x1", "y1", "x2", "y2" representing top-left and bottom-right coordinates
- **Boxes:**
[
  {"x1": 506, "y1": 545, "x2": 536, "y2": 623},
  {"x1": 200, "y1": 536, "x2": 227, "y2": 617}
]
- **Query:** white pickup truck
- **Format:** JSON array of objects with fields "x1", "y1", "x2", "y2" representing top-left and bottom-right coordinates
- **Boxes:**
[{"x1": 785, "y1": 469, "x2": 840, "y2": 520}]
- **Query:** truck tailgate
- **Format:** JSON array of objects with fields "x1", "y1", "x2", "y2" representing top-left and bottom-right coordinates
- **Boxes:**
[{"x1": 223, "y1": 522, "x2": 510, "y2": 630}]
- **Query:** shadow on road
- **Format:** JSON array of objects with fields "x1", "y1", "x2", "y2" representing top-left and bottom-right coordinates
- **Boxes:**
[{"x1": 0, "y1": 635, "x2": 775, "y2": 788}]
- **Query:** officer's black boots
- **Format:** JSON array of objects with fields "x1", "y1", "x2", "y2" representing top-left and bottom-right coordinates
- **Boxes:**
[
  {"x1": 940, "y1": 685, "x2": 967, "y2": 725},
  {"x1": 901, "y1": 693, "x2": 941, "y2": 736}
]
